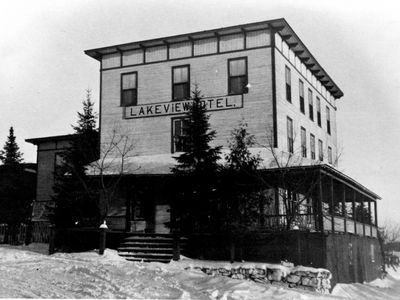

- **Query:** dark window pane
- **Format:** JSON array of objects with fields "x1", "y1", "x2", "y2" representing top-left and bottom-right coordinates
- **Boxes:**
[
  {"x1": 173, "y1": 83, "x2": 189, "y2": 100},
  {"x1": 229, "y1": 76, "x2": 247, "y2": 94},
  {"x1": 122, "y1": 89, "x2": 137, "y2": 106}
]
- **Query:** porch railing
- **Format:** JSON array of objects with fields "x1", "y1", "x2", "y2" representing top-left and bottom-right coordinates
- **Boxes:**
[
  {"x1": 323, "y1": 214, "x2": 378, "y2": 237},
  {"x1": 262, "y1": 214, "x2": 317, "y2": 231}
]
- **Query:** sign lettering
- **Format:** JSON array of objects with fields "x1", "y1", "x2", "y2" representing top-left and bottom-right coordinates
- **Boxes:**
[{"x1": 125, "y1": 95, "x2": 243, "y2": 119}]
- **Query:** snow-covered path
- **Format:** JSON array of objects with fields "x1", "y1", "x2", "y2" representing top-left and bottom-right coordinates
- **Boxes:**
[{"x1": 0, "y1": 244, "x2": 399, "y2": 299}]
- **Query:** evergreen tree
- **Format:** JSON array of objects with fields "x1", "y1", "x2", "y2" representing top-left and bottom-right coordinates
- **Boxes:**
[
  {"x1": 172, "y1": 86, "x2": 222, "y2": 233},
  {"x1": 0, "y1": 127, "x2": 23, "y2": 165},
  {"x1": 52, "y1": 90, "x2": 99, "y2": 227}
]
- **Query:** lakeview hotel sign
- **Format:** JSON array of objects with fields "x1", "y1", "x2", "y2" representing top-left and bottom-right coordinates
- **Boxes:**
[{"x1": 124, "y1": 94, "x2": 243, "y2": 119}]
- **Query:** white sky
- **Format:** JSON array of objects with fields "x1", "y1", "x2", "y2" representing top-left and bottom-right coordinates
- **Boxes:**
[{"x1": 1, "y1": 0, "x2": 399, "y2": 223}]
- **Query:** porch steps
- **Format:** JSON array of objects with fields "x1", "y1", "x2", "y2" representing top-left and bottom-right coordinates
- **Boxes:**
[{"x1": 117, "y1": 234, "x2": 187, "y2": 263}]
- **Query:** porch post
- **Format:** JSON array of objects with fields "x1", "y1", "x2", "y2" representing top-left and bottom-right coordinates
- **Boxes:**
[
  {"x1": 361, "y1": 195, "x2": 365, "y2": 236},
  {"x1": 368, "y1": 197, "x2": 372, "y2": 236},
  {"x1": 353, "y1": 190, "x2": 357, "y2": 234},
  {"x1": 330, "y1": 177, "x2": 335, "y2": 233},
  {"x1": 318, "y1": 171, "x2": 324, "y2": 232},
  {"x1": 374, "y1": 200, "x2": 378, "y2": 227},
  {"x1": 342, "y1": 183, "x2": 347, "y2": 233}
]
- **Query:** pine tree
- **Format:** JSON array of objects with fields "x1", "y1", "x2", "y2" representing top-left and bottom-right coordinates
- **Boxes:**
[
  {"x1": 0, "y1": 127, "x2": 23, "y2": 165},
  {"x1": 52, "y1": 90, "x2": 99, "y2": 227},
  {"x1": 172, "y1": 86, "x2": 222, "y2": 233}
]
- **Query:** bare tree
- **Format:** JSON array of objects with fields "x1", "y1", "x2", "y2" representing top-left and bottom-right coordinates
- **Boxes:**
[
  {"x1": 380, "y1": 220, "x2": 400, "y2": 245},
  {"x1": 89, "y1": 126, "x2": 137, "y2": 222},
  {"x1": 256, "y1": 127, "x2": 322, "y2": 230}
]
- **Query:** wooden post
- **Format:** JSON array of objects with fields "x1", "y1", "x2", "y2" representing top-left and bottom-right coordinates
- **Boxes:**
[
  {"x1": 368, "y1": 198, "x2": 372, "y2": 236},
  {"x1": 342, "y1": 183, "x2": 347, "y2": 233},
  {"x1": 330, "y1": 177, "x2": 335, "y2": 233},
  {"x1": 361, "y1": 195, "x2": 365, "y2": 237},
  {"x1": 99, "y1": 221, "x2": 108, "y2": 255},
  {"x1": 374, "y1": 200, "x2": 378, "y2": 227},
  {"x1": 172, "y1": 230, "x2": 180, "y2": 261},
  {"x1": 352, "y1": 190, "x2": 357, "y2": 234},
  {"x1": 318, "y1": 171, "x2": 324, "y2": 232},
  {"x1": 48, "y1": 224, "x2": 56, "y2": 255}
]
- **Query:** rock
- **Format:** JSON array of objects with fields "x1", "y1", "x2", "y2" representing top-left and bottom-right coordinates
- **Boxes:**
[
  {"x1": 301, "y1": 276, "x2": 318, "y2": 287},
  {"x1": 267, "y1": 269, "x2": 284, "y2": 282},
  {"x1": 286, "y1": 274, "x2": 301, "y2": 284}
]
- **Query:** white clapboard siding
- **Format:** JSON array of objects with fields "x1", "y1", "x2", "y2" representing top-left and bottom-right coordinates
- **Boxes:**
[
  {"x1": 194, "y1": 38, "x2": 218, "y2": 56},
  {"x1": 246, "y1": 30, "x2": 270, "y2": 48},
  {"x1": 220, "y1": 33, "x2": 244, "y2": 52},
  {"x1": 169, "y1": 41, "x2": 192, "y2": 59},
  {"x1": 146, "y1": 45, "x2": 167, "y2": 62},
  {"x1": 102, "y1": 53, "x2": 120, "y2": 69},
  {"x1": 123, "y1": 49, "x2": 143, "y2": 66}
]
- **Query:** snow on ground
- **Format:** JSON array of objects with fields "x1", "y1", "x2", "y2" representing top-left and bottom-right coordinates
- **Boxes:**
[{"x1": 0, "y1": 244, "x2": 399, "y2": 299}]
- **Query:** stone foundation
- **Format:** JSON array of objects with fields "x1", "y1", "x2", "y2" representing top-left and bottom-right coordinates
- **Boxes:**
[{"x1": 184, "y1": 261, "x2": 332, "y2": 294}]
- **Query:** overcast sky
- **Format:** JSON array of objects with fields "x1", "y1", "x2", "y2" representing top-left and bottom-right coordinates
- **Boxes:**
[{"x1": 1, "y1": 0, "x2": 399, "y2": 223}]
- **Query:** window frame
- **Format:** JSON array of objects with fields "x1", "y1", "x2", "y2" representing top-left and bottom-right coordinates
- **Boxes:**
[
  {"x1": 318, "y1": 139, "x2": 324, "y2": 161},
  {"x1": 310, "y1": 133, "x2": 316, "y2": 160},
  {"x1": 287, "y1": 116, "x2": 294, "y2": 154},
  {"x1": 326, "y1": 106, "x2": 331, "y2": 135},
  {"x1": 308, "y1": 88, "x2": 314, "y2": 121},
  {"x1": 227, "y1": 57, "x2": 248, "y2": 95},
  {"x1": 172, "y1": 65, "x2": 190, "y2": 101},
  {"x1": 120, "y1": 71, "x2": 138, "y2": 107},
  {"x1": 328, "y1": 146, "x2": 333, "y2": 164},
  {"x1": 301, "y1": 126, "x2": 307, "y2": 158},
  {"x1": 285, "y1": 66, "x2": 292, "y2": 103},
  {"x1": 316, "y1": 96, "x2": 321, "y2": 127},
  {"x1": 299, "y1": 80, "x2": 305, "y2": 114},
  {"x1": 171, "y1": 116, "x2": 190, "y2": 153}
]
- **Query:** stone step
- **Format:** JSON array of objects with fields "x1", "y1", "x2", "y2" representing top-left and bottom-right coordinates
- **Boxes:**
[
  {"x1": 119, "y1": 252, "x2": 173, "y2": 258},
  {"x1": 118, "y1": 247, "x2": 173, "y2": 252},
  {"x1": 125, "y1": 257, "x2": 172, "y2": 263}
]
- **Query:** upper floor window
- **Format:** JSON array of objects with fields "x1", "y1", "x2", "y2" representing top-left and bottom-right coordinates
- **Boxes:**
[
  {"x1": 299, "y1": 80, "x2": 305, "y2": 114},
  {"x1": 326, "y1": 106, "x2": 331, "y2": 135},
  {"x1": 172, "y1": 65, "x2": 190, "y2": 101},
  {"x1": 308, "y1": 89, "x2": 314, "y2": 121},
  {"x1": 285, "y1": 66, "x2": 291, "y2": 102},
  {"x1": 172, "y1": 117, "x2": 190, "y2": 153},
  {"x1": 287, "y1": 117, "x2": 294, "y2": 154},
  {"x1": 301, "y1": 127, "x2": 307, "y2": 158},
  {"x1": 121, "y1": 72, "x2": 137, "y2": 107},
  {"x1": 318, "y1": 139, "x2": 323, "y2": 161},
  {"x1": 328, "y1": 146, "x2": 333, "y2": 164},
  {"x1": 310, "y1": 134, "x2": 316, "y2": 160},
  {"x1": 316, "y1": 96, "x2": 321, "y2": 127},
  {"x1": 228, "y1": 58, "x2": 248, "y2": 95}
]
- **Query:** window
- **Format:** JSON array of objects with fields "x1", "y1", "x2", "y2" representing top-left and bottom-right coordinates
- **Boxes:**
[
  {"x1": 301, "y1": 127, "x2": 307, "y2": 158},
  {"x1": 285, "y1": 66, "x2": 291, "y2": 102},
  {"x1": 328, "y1": 146, "x2": 333, "y2": 164},
  {"x1": 310, "y1": 134, "x2": 316, "y2": 160},
  {"x1": 172, "y1": 65, "x2": 190, "y2": 101},
  {"x1": 308, "y1": 89, "x2": 314, "y2": 121},
  {"x1": 121, "y1": 72, "x2": 137, "y2": 106},
  {"x1": 370, "y1": 244, "x2": 375, "y2": 263},
  {"x1": 299, "y1": 80, "x2": 305, "y2": 114},
  {"x1": 287, "y1": 117, "x2": 294, "y2": 153},
  {"x1": 326, "y1": 106, "x2": 331, "y2": 135},
  {"x1": 318, "y1": 139, "x2": 323, "y2": 161},
  {"x1": 172, "y1": 117, "x2": 190, "y2": 152},
  {"x1": 228, "y1": 58, "x2": 248, "y2": 94},
  {"x1": 316, "y1": 97, "x2": 321, "y2": 127},
  {"x1": 54, "y1": 152, "x2": 65, "y2": 180}
]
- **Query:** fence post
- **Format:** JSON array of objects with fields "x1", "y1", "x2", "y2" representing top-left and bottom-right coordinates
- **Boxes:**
[
  {"x1": 48, "y1": 224, "x2": 56, "y2": 255},
  {"x1": 99, "y1": 221, "x2": 108, "y2": 255}
]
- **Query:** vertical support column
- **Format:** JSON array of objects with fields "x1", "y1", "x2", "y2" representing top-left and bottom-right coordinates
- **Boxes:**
[
  {"x1": 361, "y1": 195, "x2": 365, "y2": 237},
  {"x1": 342, "y1": 183, "x2": 347, "y2": 233},
  {"x1": 330, "y1": 177, "x2": 335, "y2": 233},
  {"x1": 318, "y1": 171, "x2": 324, "y2": 232},
  {"x1": 353, "y1": 190, "x2": 357, "y2": 234},
  {"x1": 374, "y1": 200, "x2": 378, "y2": 227},
  {"x1": 368, "y1": 198, "x2": 372, "y2": 236}
]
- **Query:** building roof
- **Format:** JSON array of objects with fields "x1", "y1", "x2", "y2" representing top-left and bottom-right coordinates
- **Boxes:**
[
  {"x1": 84, "y1": 18, "x2": 343, "y2": 99},
  {"x1": 25, "y1": 134, "x2": 75, "y2": 145}
]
